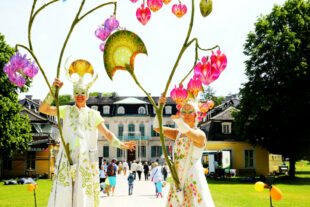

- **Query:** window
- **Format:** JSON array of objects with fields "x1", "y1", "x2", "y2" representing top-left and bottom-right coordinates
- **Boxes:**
[
  {"x1": 103, "y1": 106, "x2": 110, "y2": 114},
  {"x1": 128, "y1": 124, "x2": 135, "y2": 137},
  {"x1": 222, "y1": 122, "x2": 232, "y2": 134},
  {"x1": 118, "y1": 124, "x2": 124, "y2": 138},
  {"x1": 117, "y1": 148, "x2": 123, "y2": 157},
  {"x1": 26, "y1": 151, "x2": 36, "y2": 169},
  {"x1": 117, "y1": 106, "x2": 125, "y2": 114},
  {"x1": 165, "y1": 106, "x2": 172, "y2": 114},
  {"x1": 151, "y1": 146, "x2": 162, "y2": 157},
  {"x1": 151, "y1": 125, "x2": 160, "y2": 137},
  {"x1": 138, "y1": 146, "x2": 146, "y2": 157},
  {"x1": 105, "y1": 124, "x2": 109, "y2": 129},
  {"x1": 138, "y1": 106, "x2": 146, "y2": 115},
  {"x1": 103, "y1": 146, "x2": 109, "y2": 157},
  {"x1": 139, "y1": 124, "x2": 145, "y2": 137},
  {"x1": 3, "y1": 156, "x2": 12, "y2": 170},
  {"x1": 244, "y1": 149, "x2": 255, "y2": 168},
  {"x1": 165, "y1": 123, "x2": 175, "y2": 128},
  {"x1": 91, "y1": 105, "x2": 98, "y2": 111}
]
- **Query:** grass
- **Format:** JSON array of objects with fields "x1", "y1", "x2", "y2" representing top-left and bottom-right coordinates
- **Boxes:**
[{"x1": 1, "y1": 161, "x2": 310, "y2": 207}]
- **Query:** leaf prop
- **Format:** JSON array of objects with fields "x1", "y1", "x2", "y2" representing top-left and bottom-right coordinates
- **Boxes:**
[{"x1": 103, "y1": 30, "x2": 147, "y2": 79}]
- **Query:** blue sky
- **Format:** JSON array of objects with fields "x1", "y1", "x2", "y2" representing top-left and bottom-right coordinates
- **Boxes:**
[{"x1": 0, "y1": 0, "x2": 285, "y2": 99}]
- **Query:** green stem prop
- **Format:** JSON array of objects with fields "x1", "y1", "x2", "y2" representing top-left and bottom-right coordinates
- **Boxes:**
[{"x1": 23, "y1": 0, "x2": 118, "y2": 165}]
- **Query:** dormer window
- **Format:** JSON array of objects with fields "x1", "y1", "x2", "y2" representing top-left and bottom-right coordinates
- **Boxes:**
[
  {"x1": 91, "y1": 105, "x2": 98, "y2": 111},
  {"x1": 165, "y1": 106, "x2": 172, "y2": 114},
  {"x1": 103, "y1": 105, "x2": 110, "y2": 114},
  {"x1": 222, "y1": 122, "x2": 232, "y2": 134},
  {"x1": 138, "y1": 106, "x2": 146, "y2": 115},
  {"x1": 117, "y1": 106, "x2": 125, "y2": 114}
]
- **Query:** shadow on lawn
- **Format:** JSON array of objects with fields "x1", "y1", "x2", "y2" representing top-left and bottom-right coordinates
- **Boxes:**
[{"x1": 206, "y1": 173, "x2": 310, "y2": 186}]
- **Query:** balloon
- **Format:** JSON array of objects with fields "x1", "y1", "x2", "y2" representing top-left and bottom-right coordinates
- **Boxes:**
[
  {"x1": 271, "y1": 186, "x2": 282, "y2": 201},
  {"x1": 254, "y1": 182, "x2": 265, "y2": 192},
  {"x1": 204, "y1": 168, "x2": 209, "y2": 174},
  {"x1": 27, "y1": 184, "x2": 35, "y2": 192}
]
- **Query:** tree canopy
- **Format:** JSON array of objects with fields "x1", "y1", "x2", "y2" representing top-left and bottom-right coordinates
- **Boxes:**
[
  {"x1": 200, "y1": 86, "x2": 225, "y2": 107},
  {"x1": 0, "y1": 33, "x2": 32, "y2": 158},
  {"x1": 233, "y1": 0, "x2": 310, "y2": 177}
]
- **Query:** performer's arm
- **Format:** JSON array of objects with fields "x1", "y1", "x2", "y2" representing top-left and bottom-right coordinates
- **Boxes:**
[
  {"x1": 39, "y1": 78, "x2": 63, "y2": 116},
  {"x1": 97, "y1": 122, "x2": 136, "y2": 151}
]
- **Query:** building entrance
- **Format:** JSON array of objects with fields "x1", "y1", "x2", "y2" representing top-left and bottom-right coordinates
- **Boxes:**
[{"x1": 127, "y1": 149, "x2": 136, "y2": 162}]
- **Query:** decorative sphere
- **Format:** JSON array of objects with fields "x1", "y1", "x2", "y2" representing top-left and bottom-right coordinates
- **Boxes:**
[
  {"x1": 254, "y1": 182, "x2": 265, "y2": 192},
  {"x1": 271, "y1": 186, "x2": 282, "y2": 201}
]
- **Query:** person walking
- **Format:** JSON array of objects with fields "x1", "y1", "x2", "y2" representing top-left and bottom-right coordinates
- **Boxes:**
[
  {"x1": 123, "y1": 161, "x2": 129, "y2": 175},
  {"x1": 127, "y1": 172, "x2": 135, "y2": 195},
  {"x1": 131, "y1": 161, "x2": 137, "y2": 180},
  {"x1": 107, "y1": 158, "x2": 118, "y2": 196},
  {"x1": 136, "y1": 162, "x2": 143, "y2": 181},
  {"x1": 162, "y1": 162, "x2": 169, "y2": 181},
  {"x1": 150, "y1": 162, "x2": 163, "y2": 195},
  {"x1": 99, "y1": 166, "x2": 106, "y2": 192},
  {"x1": 118, "y1": 162, "x2": 123, "y2": 175},
  {"x1": 143, "y1": 162, "x2": 149, "y2": 181},
  {"x1": 156, "y1": 178, "x2": 164, "y2": 198}
]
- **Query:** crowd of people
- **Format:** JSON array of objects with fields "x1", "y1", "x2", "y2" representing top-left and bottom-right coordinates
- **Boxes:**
[{"x1": 98, "y1": 159, "x2": 169, "y2": 197}]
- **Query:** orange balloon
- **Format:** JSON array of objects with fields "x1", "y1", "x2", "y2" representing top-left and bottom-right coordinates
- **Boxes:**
[
  {"x1": 27, "y1": 184, "x2": 35, "y2": 192},
  {"x1": 34, "y1": 184, "x2": 38, "y2": 190},
  {"x1": 271, "y1": 186, "x2": 282, "y2": 201}
]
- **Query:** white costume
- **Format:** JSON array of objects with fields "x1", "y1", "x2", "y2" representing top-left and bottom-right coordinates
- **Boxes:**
[{"x1": 48, "y1": 105, "x2": 104, "y2": 207}]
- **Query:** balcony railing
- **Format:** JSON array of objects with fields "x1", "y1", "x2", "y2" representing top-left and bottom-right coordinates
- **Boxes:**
[{"x1": 118, "y1": 136, "x2": 151, "y2": 141}]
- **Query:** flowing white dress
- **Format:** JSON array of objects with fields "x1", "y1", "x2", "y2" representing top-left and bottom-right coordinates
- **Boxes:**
[
  {"x1": 166, "y1": 133, "x2": 215, "y2": 207},
  {"x1": 48, "y1": 105, "x2": 104, "y2": 207}
]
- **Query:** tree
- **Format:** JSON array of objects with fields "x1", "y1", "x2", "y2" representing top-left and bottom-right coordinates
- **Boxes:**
[
  {"x1": 52, "y1": 94, "x2": 73, "y2": 106},
  {"x1": 88, "y1": 92, "x2": 116, "y2": 97},
  {"x1": 0, "y1": 33, "x2": 32, "y2": 167},
  {"x1": 200, "y1": 86, "x2": 225, "y2": 107},
  {"x1": 233, "y1": 0, "x2": 310, "y2": 178}
]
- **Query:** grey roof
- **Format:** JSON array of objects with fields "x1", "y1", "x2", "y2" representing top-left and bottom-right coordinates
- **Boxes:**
[
  {"x1": 211, "y1": 106, "x2": 239, "y2": 121},
  {"x1": 114, "y1": 97, "x2": 149, "y2": 104}
]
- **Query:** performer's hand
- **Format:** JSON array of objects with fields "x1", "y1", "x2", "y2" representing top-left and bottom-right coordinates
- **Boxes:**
[
  {"x1": 121, "y1": 141, "x2": 137, "y2": 151},
  {"x1": 53, "y1": 78, "x2": 63, "y2": 89}
]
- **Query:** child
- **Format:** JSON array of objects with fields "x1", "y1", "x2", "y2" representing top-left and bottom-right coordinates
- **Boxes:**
[
  {"x1": 156, "y1": 178, "x2": 164, "y2": 198},
  {"x1": 99, "y1": 166, "x2": 106, "y2": 192},
  {"x1": 128, "y1": 171, "x2": 135, "y2": 195}
]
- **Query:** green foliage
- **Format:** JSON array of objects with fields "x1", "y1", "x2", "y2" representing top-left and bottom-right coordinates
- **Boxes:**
[
  {"x1": 89, "y1": 92, "x2": 116, "y2": 97},
  {"x1": 0, "y1": 33, "x2": 32, "y2": 157},
  {"x1": 201, "y1": 86, "x2": 225, "y2": 107},
  {"x1": 234, "y1": 0, "x2": 310, "y2": 177},
  {"x1": 52, "y1": 94, "x2": 73, "y2": 106}
]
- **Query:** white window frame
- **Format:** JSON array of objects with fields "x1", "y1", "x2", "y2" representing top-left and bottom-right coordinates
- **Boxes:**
[
  {"x1": 103, "y1": 105, "x2": 110, "y2": 114},
  {"x1": 221, "y1": 122, "x2": 232, "y2": 134},
  {"x1": 117, "y1": 106, "x2": 125, "y2": 114},
  {"x1": 165, "y1": 106, "x2": 172, "y2": 114},
  {"x1": 244, "y1": 149, "x2": 256, "y2": 169},
  {"x1": 138, "y1": 106, "x2": 146, "y2": 115},
  {"x1": 91, "y1": 105, "x2": 98, "y2": 111}
]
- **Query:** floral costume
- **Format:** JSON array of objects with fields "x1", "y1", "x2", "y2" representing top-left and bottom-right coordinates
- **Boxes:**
[
  {"x1": 48, "y1": 105, "x2": 104, "y2": 207},
  {"x1": 166, "y1": 133, "x2": 215, "y2": 207}
]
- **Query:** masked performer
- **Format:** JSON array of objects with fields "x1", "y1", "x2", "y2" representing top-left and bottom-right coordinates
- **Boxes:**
[
  {"x1": 39, "y1": 59, "x2": 136, "y2": 207},
  {"x1": 153, "y1": 97, "x2": 215, "y2": 207}
]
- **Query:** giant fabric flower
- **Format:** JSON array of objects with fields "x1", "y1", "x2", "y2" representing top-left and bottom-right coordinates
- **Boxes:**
[
  {"x1": 136, "y1": 4, "x2": 151, "y2": 25},
  {"x1": 104, "y1": 15, "x2": 119, "y2": 32},
  {"x1": 95, "y1": 26, "x2": 111, "y2": 41},
  {"x1": 210, "y1": 50, "x2": 227, "y2": 73},
  {"x1": 187, "y1": 77, "x2": 202, "y2": 97},
  {"x1": 147, "y1": 0, "x2": 163, "y2": 13},
  {"x1": 3, "y1": 52, "x2": 38, "y2": 88},
  {"x1": 170, "y1": 84, "x2": 188, "y2": 109},
  {"x1": 172, "y1": 3, "x2": 187, "y2": 18},
  {"x1": 194, "y1": 56, "x2": 220, "y2": 85}
]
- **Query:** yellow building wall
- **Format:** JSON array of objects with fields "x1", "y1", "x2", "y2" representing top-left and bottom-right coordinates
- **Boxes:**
[
  {"x1": 206, "y1": 141, "x2": 270, "y2": 175},
  {"x1": 36, "y1": 151, "x2": 49, "y2": 176}
]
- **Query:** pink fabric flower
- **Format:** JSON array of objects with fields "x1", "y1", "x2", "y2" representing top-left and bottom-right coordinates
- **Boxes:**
[
  {"x1": 136, "y1": 4, "x2": 152, "y2": 25},
  {"x1": 210, "y1": 50, "x2": 227, "y2": 73},
  {"x1": 187, "y1": 77, "x2": 202, "y2": 97},
  {"x1": 162, "y1": 0, "x2": 172, "y2": 5},
  {"x1": 147, "y1": 0, "x2": 163, "y2": 13},
  {"x1": 99, "y1": 42, "x2": 106, "y2": 52},
  {"x1": 172, "y1": 3, "x2": 187, "y2": 18},
  {"x1": 207, "y1": 100, "x2": 215, "y2": 109},
  {"x1": 170, "y1": 84, "x2": 188, "y2": 108},
  {"x1": 23, "y1": 61, "x2": 38, "y2": 79},
  {"x1": 104, "y1": 15, "x2": 119, "y2": 32},
  {"x1": 130, "y1": 0, "x2": 139, "y2": 3},
  {"x1": 194, "y1": 56, "x2": 220, "y2": 85},
  {"x1": 95, "y1": 26, "x2": 111, "y2": 41}
]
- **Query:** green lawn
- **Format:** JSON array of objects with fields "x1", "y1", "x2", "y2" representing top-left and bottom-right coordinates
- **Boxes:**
[{"x1": 1, "y1": 161, "x2": 310, "y2": 207}]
